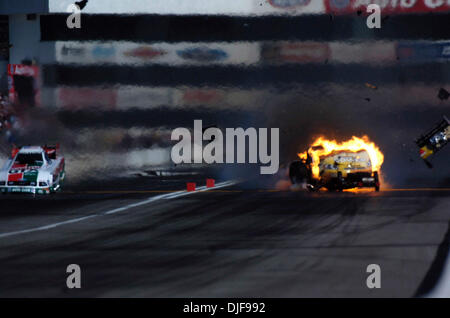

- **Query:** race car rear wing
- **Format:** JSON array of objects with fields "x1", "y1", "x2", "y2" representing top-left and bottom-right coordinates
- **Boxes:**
[
  {"x1": 415, "y1": 116, "x2": 449, "y2": 168},
  {"x1": 415, "y1": 116, "x2": 449, "y2": 150},
  {"x1": 43, "y1": 144, "x2": 60, "y2": 159},
  {"x1": 9, "y1": 144, "x2": 61, "y2": 160}
]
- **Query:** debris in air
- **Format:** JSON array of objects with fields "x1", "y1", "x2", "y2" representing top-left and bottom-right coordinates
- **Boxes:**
[
  {"x1": 415, "y1": 116, "x2": 450, "y2": 168},
  {"x1": 365, "y1": 83, "x2": 378, "y2": 90}
]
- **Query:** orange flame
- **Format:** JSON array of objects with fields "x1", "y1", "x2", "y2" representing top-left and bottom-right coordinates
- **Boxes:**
[{"x1": 298, "y1": 136, "x2": 384, "y2": 179}]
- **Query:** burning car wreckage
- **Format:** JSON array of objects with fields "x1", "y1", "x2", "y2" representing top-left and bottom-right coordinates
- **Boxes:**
[{"x1": 289, "y1": 136, "x2": 384, "y2": 192}]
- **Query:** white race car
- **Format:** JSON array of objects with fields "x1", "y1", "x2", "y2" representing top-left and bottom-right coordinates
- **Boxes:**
[{"x1": 0, "y1": 145, "x2": 65, "y2": 194}]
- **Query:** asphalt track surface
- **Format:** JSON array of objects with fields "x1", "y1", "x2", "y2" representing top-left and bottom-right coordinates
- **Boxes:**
[{"x1": 0, "y1": 175, "x2": 449, "y2": 297}]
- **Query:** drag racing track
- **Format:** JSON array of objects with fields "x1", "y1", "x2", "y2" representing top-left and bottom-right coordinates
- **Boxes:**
[
  {"x1": 0, "y1": 176, "x2": 449, "y2": 297},
  {"x1": 2, "y1": 4, "x2": 450, "y2": 300}
]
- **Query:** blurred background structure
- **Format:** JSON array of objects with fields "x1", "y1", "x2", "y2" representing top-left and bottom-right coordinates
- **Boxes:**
[{"x1": 0, "y1": 0, "x2": 449, "y2": 185}]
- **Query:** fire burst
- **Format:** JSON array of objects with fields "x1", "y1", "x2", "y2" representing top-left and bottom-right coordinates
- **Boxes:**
[{"x1": 298, "y1": 136, "x2": 384, "y2": 179}]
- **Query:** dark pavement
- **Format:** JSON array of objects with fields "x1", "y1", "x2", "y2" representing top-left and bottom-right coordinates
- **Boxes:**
[{"x1": 0, "y1": 177, "x2": 449, "y2": 297}]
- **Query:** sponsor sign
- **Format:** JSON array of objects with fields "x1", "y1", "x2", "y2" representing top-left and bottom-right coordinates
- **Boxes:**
[
  {"x1": 256, "y1": 0, "x2": 324, "y2": 13},
  {"x1": 91, "y1": 45, "x2": 116, "y2": 60},
  {"x1": 116, "y1": 86, "x2": 173, "y2": 110},
  {"x1": 56, "y1": 42, "x2": 116, "y2": 64},
  {"x1": 176, "y1": 47, "x2": 228, "y2": 63},
  {"x1": 329, "y1": 41, "x2": 397, "y2": 64},
  {"x1": 123, "y1": 46, "x2": 167, "y2": 60},
  {"x1": 397, "y1": 41, "x2": 450, "y2": 62},
  {"x1": 58, "y1": 87, "x2": 117, "y2": 110},
  {"x1": 56, "y1": 41, "x2": 260, "y2": 66},
  {"x1": 48, "y1": 0, "x2": 324, "y2": 15},
  {"x1": 261, "y1": 42, "x2": 330, "y2": 63},
  {"x1": 61, "y1": 45, "x2": 86, "y2": 57},
  {"x1": 117, "y1": 86, "x2": 260, "y2": 109},
  {"x1": 7, "y1": 64, "x2": 40, "y2": 106},
  {"x1": 325, "y1": 0, "x2": 450, "y2": 14},
  {"x1": 269, "y1": 0, "x2": 311, "y2": 8}
]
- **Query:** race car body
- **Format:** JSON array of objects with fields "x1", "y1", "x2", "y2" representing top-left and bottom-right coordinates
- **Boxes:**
[
  {"x1": 0, "y1": 145, "x2": 65, "y2": 194},
  {"x1": 318, "y1": 150, "x2": 379, "y2": 191},
  {"x1": 290, "y1": 149, "x2": 380, "y2": 191},
  {"x1": 416, "y1": 116, "x2": 450, "y2": 162}
]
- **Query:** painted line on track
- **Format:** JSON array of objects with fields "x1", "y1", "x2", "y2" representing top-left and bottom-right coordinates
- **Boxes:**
[
  {"x1": 423, "y1": 222, "x2": 450, "y2": 298},
  {"x1": 427, "y1": 253, "x2": 450, "y2": 298},
  {"x1": 60, "y1": 188, "x2": 450, "y2": 195},
  {"x1": 428, "y1": 263, "x2": 450, "y2": 297},
  {"x1": 0, "y1": 180, "x2": 236, "y2": 239}
]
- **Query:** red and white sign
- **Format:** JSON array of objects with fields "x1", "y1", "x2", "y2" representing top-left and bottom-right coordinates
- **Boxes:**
[
  {"x1": 7, "y1": 64, "x2": 40, "y2": 106},
  {"x1": 325, "y1": 0, "x2": 450, "y2": 14}
]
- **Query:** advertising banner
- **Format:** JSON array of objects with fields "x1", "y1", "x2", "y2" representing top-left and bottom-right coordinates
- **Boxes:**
[
  {"x1": 55, "y1": 42, "x2": 261, "y2": 66},
  {"x1": 261, "y1": 42, "x2": 330, "y2": 63},
  {"x1": 330, "y1": 41, "x2": 397, "y2": 64},
  {"x1": 49, "y1": 0, "x2": 324, "y2": 15},
  {"x1": 254, "y1": 0, "x2": 325, "y2": 14},
  {"x1": 57, "y1": 87, "x2": 117, "y2": 110},
  {"x1": 397, "y1": 41, "x2": 450, "y2": 62},
  {"x1": 261, "y1": 41, "x2": 397, "y2": 65},
  {"x1": 325, "y1": 0, "x2": 450, "y2": 14}
]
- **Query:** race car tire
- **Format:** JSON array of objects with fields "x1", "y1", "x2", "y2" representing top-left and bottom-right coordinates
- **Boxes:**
[
  {"x1": 289, "y1": 161, "x2": 309, "y2": 185},
  {"x1": 374, "y1": 171, "x2": 380, "y2": 192},
  {"x1": 336, "y1": 172, "x2": 344, "y2": 192}
]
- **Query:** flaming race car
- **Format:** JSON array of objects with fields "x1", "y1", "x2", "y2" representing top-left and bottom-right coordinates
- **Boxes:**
[
  {"x1": 290, "y1": 150, "x2": 380, "y2": 192},
  {"x1": 416, "y1": 116, "x2": 450, "y2": 167},
  {"x1": 290, "y1": 136, "x2": 383, "y2": 192},
  {"x1": 0, "y1": 145, "x2": 65, "y2": 194}
]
